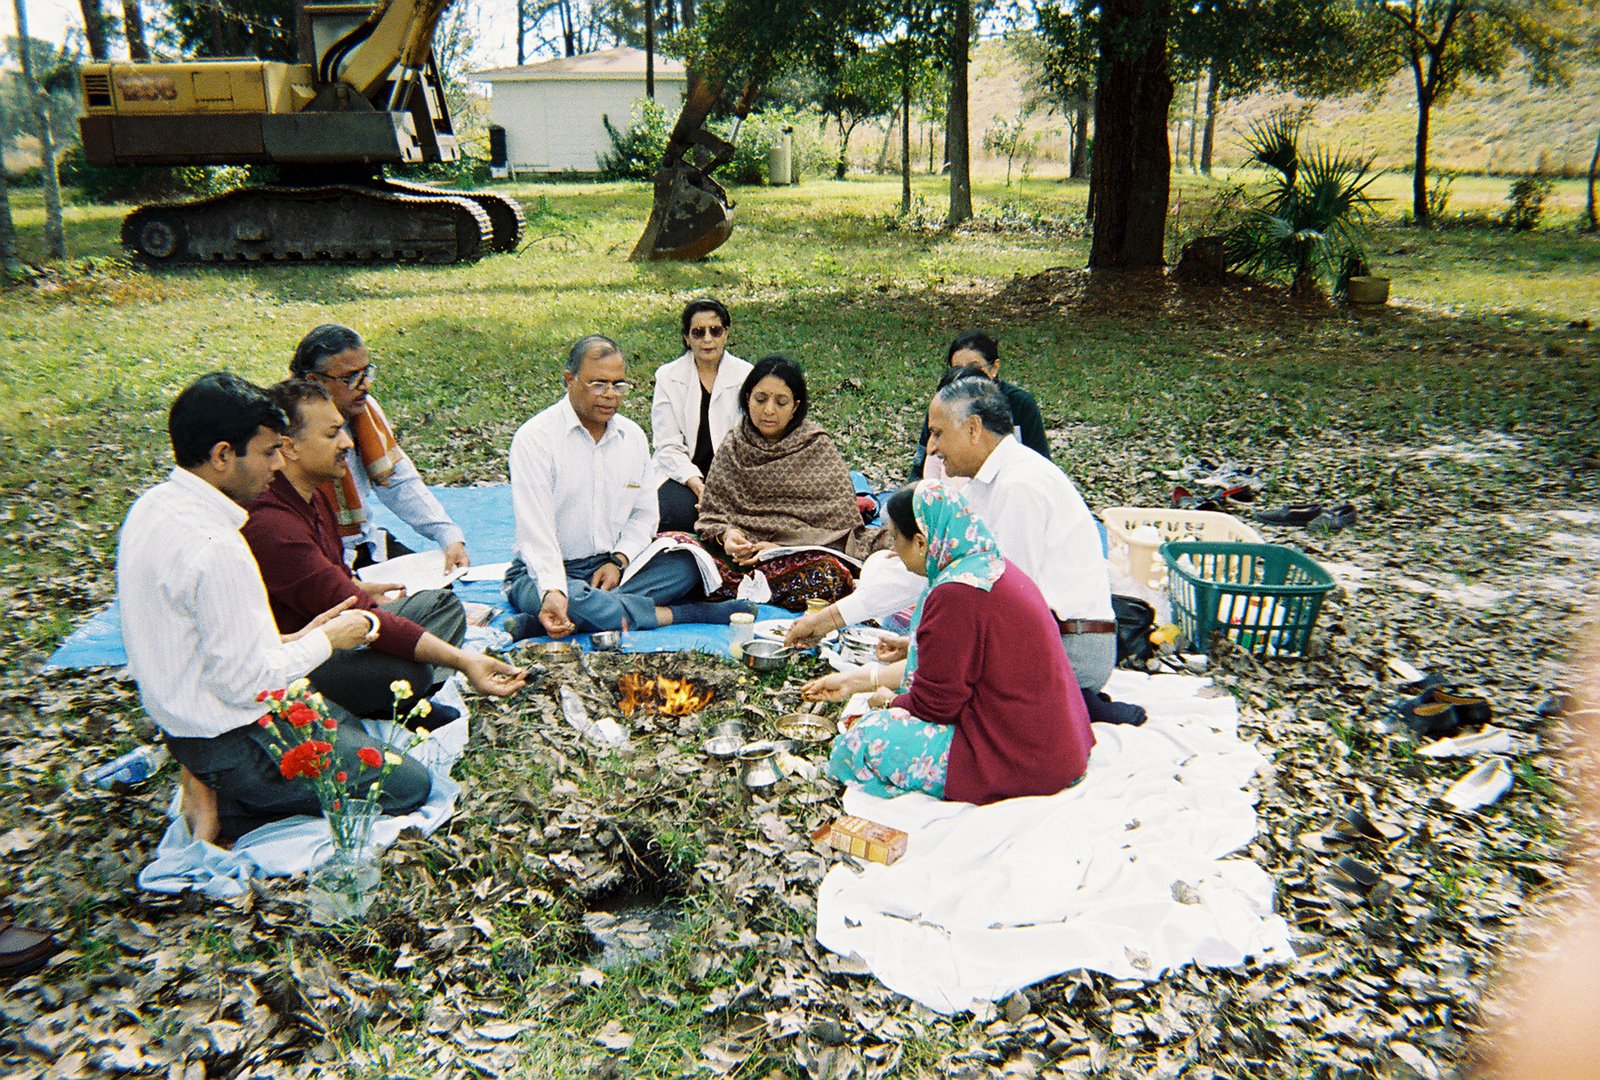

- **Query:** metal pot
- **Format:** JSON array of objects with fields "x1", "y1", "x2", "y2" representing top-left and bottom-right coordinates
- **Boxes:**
[
  {"x1": 737, "y1": 742, "x2": 781, "y2": 788},
  {"x1": 741, "y1": 640, "x2": 792, "y2": 673},
  {"x1": 589, "y1": 630, "x2": 621, "y2": 651}
]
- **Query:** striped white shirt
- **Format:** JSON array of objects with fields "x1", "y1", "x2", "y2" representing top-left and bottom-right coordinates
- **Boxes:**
[{"x1": 117, "y1": 468, "x2": 331, "y2": 739}]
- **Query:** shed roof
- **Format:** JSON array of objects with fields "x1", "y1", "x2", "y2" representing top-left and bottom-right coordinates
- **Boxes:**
[{"x1": 471, "y1": 46, "x2": 688, "y2": 83}]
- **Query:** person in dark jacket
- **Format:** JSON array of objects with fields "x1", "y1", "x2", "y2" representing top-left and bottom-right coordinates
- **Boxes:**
[{"x1": 907, "y1": 331, "x2": 1050, "y2": 482}]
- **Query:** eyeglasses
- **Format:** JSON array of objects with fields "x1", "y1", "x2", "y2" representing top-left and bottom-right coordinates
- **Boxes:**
[
  {"x1": 583, "y1": 379, "x2": 633, "y2": 395},
  {"x1": 688, "y1": 325, "x2": 727, "y2": 340},
  {"x1": 314, "y1": 362, "x2": 377, "y2": 390}
]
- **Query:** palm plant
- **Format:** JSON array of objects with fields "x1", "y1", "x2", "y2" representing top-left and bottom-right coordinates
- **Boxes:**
[{"x1": 1224, "y1": 115, "x2": 1380, "y2": 299}]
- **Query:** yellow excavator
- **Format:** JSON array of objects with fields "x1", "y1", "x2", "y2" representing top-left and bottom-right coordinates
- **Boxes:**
[{"x1": 77, "y1": 1, "x2": 525, "y2": 263}]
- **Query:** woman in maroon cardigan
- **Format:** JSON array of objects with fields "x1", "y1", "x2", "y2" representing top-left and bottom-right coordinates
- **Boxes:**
[{"x1": 808, "y1": 482, "x2": 1094, "y2": 804}]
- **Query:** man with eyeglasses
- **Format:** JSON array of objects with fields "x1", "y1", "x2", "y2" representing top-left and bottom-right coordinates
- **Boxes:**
[
  {"x1": 290, "y1": 324, "x2": 470, "y2": 572},
  {"x1": 503, "y1": 335, "x2": 754, "y2": 639}
]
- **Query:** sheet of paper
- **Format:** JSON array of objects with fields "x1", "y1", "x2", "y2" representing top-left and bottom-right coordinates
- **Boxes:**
[
  {"x1": 355, "y1": 551, "x2": 467, "y2": 594},
  {"x1": 461, "y1": 560, "x2": 512, "y2": 583}
]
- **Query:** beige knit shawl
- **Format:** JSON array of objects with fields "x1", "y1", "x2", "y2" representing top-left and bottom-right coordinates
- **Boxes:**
[{"x1": 694, "y1": 419, "x2": 885, "y2": 561}]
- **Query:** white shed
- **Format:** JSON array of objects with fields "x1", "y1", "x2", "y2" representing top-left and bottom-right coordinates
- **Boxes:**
[{"x1": 471, "y1": 47, "x2": 688, "y2": 175}]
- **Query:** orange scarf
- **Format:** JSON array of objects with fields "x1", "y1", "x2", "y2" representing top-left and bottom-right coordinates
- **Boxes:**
[{"x1": 320, "y1": 396, "x2": 405, "y2": 537}]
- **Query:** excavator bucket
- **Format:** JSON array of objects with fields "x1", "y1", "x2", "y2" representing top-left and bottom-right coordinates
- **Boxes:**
[{"x1": 635, "y1": 129, "x2": 736, "y2": 261}]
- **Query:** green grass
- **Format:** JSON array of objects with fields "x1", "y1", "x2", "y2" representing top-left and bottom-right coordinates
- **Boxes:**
[{"x1": 1, "y1": 175, "x2": 1598, "y2": 1078}]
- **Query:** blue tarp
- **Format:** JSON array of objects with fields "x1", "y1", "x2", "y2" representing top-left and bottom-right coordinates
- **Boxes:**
[{"x1": 45, "y1": 476, "x2": 889, "y2": 670}]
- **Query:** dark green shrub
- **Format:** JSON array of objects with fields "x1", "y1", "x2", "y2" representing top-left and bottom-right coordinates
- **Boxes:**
[
  {"x1": 598, "y1": 99, "x2": 670, "y2": 180},
  {"x1": 1503, "y1": 177, "x2": 1554, "y2": 231}
]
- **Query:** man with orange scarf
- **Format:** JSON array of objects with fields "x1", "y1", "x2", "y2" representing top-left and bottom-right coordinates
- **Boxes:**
[{"x1": 290, "y1": 325, "x2": 469, "y2": 572}]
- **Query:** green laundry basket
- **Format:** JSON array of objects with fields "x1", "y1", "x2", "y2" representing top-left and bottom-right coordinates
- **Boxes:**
[{"x1": 1160, "y1": 541, "x2": 1336, "y2": 658}]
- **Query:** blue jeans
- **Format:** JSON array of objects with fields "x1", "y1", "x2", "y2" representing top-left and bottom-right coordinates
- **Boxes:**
[{"x1": 504, "y1": 550, "x2": 702, "y2": 634}]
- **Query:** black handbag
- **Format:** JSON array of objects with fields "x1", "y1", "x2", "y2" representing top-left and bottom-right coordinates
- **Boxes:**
[{"x1": 1112, "y1": 595, "x2": 1157, "y2": 666}]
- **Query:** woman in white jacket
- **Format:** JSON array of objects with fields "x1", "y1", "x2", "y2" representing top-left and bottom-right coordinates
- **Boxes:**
[{"x1": 651, "y1": 297, "x2": 753, "y2": 531}]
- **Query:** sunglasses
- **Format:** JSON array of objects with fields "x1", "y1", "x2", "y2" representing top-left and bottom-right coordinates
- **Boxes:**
[
  {"x1": 314, "y1": 363, "x2": 377, "y2": 390},
  {"x1": 688, "y1": 325, "x2": 728, "y2": 340}
]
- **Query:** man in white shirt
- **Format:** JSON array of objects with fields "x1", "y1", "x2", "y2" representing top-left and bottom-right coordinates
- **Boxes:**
[
  {"x1": 788, "y1": 378, "x2": 1143, "y2": 722},
  {"x1": 290, "y1": 324, "x2": 469, "y2": 572},
  {"x1": 504, "y1": 335, "x2": 753, "y2": 638},
  {"x1": 117, "y1": 373, "x2": 433, "y2": 844}
]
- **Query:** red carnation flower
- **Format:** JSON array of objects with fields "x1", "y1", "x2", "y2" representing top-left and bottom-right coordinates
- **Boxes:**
[
  {"x1": 257, "y1": 715, "x2": 272, "y2": 728},
  {"x1": 255, "y1": 690, "x2": 270, "y2": 703},
  {"x1": 357, "y1": 746, "x2": 383, "y2": 769},
  {"x1": 322, "y1": 717, "x2": 337, "y2": 730},
  {"x1": 279, "y1": 740, "x2": 332, "y2": 780},
  {"x1": 285, "y1": 702, "x2": 317, "y2": 728},
  {"x1": 335, "y1": 771, "x2": 348, "y2": 783},
  {"x1": 268, "y1": 689, "x2": 286, "y2": 701}
]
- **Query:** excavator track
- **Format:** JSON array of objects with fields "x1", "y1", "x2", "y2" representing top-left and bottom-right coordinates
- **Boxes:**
[
  {"x1": 122, "y1": 183, "x2": 494, "y2": 265},
  {"x1": 378, "y1": 177, "x2": 525, "y2": 253}
]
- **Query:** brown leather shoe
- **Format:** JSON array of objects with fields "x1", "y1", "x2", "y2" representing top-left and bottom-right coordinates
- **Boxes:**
[{"x1": 0, "y1": 914, "x2": 61, "y2": 979}]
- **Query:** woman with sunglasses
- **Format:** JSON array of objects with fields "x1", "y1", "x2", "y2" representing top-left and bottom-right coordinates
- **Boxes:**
[{"x1": 651, "y1": 298, "x2": 752, "y2": 531}]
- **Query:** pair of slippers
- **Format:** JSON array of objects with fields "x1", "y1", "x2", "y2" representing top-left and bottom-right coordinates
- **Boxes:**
[
  {"x1": 1301, "y1": 810, "x2": 1404, "y2": 906},
  {"x1": 1163, "y1": 459, "x2": 1264, "y2": 491},
  {"x1": 1171, "y1": 485, "x2": 1256, "y2": 513},
  {"x1": 1255, "y1": 502, "x2": 1357, "y2": 531},
  {"x1": 1391, "y1": 675, "x2": 1492, "y2": 738}
]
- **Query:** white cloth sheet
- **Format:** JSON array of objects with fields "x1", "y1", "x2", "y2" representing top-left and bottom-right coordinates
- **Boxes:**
[
  {"x1": 815, "y1": 671, "x2": 1293, "y2": 1014},
  {"x1": 137, "y1": 682, "x2": 470, "y2": 899}
]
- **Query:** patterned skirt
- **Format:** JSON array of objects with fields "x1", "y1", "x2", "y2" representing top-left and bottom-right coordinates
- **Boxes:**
[
  {"x1": 708, "y1": 549, "x2": 856, "y2": 612},
  {"x1": 827, "y1": 708, "x2": 954, "y2": 799}
]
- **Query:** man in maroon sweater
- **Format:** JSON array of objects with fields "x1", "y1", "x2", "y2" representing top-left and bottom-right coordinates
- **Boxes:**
[{"x1": 243, "y1": 380, "x2": 526, "y2": 719}]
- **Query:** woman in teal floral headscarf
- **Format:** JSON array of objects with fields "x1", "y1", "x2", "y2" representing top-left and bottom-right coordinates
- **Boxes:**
[{"x1": 810, "y1": 481, "x2": 1093, "y2": 805}]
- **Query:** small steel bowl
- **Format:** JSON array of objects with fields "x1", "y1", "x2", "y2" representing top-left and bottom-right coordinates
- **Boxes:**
[
  {"x1": 709, "y1": 719, "x2": 747, "y2": 742},
  {"x1": 702, "y1": 733, "x2": 742, "y2": 759},
  {"x1": 741, "y1": 640, "x2": 792, "y2": 673},
  {"x1": 737, "y1": 741, "x2": 782, "y2": 788},
  {"x1": 775, "y1": 712, "x2": 836, "y2": 743},
  {"x1": 589, "y1": 630, "x2": 621, "y2": 651},
  {"x1": 530, "y1": 641, "x2": 579, "y2": 660},
  {"x1": 838, "y1": 628, "x2": 887, "y2": 663}
]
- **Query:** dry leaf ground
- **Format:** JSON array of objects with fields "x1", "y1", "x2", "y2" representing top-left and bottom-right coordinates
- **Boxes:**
[{"x1": 2, "y1": 178, "x2": 1598, "y2": 1078}]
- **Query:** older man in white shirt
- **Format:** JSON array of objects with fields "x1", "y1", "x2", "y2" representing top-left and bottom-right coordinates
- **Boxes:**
[
  {"x1": 788, "y1": 376, "x2": 1143, "y2": 723},
  {"x1": 503, "y1": 335, "x2": 752, "y2": 639},
  {"x1": 118, "y1": 373, "x2": 433, "y2": 843}
]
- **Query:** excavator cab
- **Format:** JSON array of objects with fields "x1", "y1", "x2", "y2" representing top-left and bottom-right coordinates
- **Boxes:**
[{"x1": 77, "y1": 1, "x2": 523, "y2": 263}]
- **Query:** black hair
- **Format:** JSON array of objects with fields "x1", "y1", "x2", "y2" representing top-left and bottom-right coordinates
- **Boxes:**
[
  {"x1": 567, "y1": 334, "x2": 622, "y2": 374},
  {"x1": 291, "y1": 323, "x2": 364, "y2": 377},
  {"x1": 934, "y1": 376, "x2": 1014, "y2": 438},
  {"x1": 168, "y1": 372, "x2": 288, "y2": 468},
  {"x1": 935, "y1": 363, "x2": 989, "y2": 392},
  {"x1": 885, "y1": 485, "x2": 920, "y2": 540},
  {"x1": 739, "y1": 354, "x2": 809, "y2": 437},
  {"x1": 267, "y1": 378, "x2": 333, "y2": 435},
  {"x1": 680, "y1": 297, "x2": 731, "y2": 337},
  {"x1": 946, "y1": 331, "x2": 999, "y2": 367}
]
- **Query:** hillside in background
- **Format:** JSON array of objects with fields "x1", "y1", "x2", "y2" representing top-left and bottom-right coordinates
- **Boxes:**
[{"x1": 962, "y1": 36, "x2": 1600, "y2": 178}]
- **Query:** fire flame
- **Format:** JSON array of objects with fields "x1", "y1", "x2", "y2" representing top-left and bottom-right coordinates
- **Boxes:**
[{"x1": 615, "y1": 673, "x2": 715, "y2": 717}]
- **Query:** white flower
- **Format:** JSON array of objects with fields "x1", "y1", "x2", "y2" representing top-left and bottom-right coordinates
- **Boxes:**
[
  {"x1": 411, "y1": 699, "x2": 433, "y2": 718},
  {"x1": 389, "y1": 679, "x2": 413, "y2": 699},
  {"x1": 288, "y1": 678, "x2": 311, "y2": 696},
  {"x1": 384, "y1": 751, "x2": 403, "y2": 768}
]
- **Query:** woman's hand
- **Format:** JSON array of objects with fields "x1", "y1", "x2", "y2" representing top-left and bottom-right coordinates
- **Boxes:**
[
  {"x1": 866, "y1": 687, "x2": 897, "y2": 710},
  {"x1": 875, "y1": 635, "x2": 910, "y2": 663},
  {"x1": 800, "y1": 669, "x2": 871, "y2": 702},
  {"x1": 723, "y1": 528, "x2": 769, "y2": 566},
  {"x1": 687, "y1": 476, "x2": 706, "y2": 504}
]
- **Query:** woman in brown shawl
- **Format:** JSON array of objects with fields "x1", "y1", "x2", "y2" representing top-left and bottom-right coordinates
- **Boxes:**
[{"x1": 695, "y1": 355, "x2": 885, "y2": 610}]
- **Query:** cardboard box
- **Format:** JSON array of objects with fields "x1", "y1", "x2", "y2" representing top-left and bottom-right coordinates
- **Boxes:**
[{"x1": 812, "y1": 815, "x2": 908, "y2": 865}]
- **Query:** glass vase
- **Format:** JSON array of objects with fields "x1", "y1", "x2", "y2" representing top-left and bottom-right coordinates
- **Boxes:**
[{"x1": 307, "y1": 795, "x2": 382, "y2": 924}]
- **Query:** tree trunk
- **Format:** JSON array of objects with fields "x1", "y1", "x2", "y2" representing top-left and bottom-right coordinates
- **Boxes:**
[
  {"x1": 0, "y1": 92, "x2": 19, "y2": 277},
  {"x1": 1410, "y1": 57, "x2": 1434, "y2": 227},
  {"x1": 946, "y1": 0, "x2": 972, "y2": 226},
  {"x1": 1071, "y1": 101, "x2": 1089, "y2": 178},
  {"x1": 835, "y1": 117, "x2": 855, "y2": 179},
  {"x1": 1186, "y1": 77, "x2": 1199, "y2": 170},
  {"x1": 645, "y1": 0, "x2": 655, "y2": 99},
  {"x1": 516, "y1": 0, "x2": 526, "y2": 64},
  {"x1": 12, "y1": 0, "x2": 66, "y2": 260},
  {"x1": 680, "y1": 0, "x2": 695, "y2": 29},
  {"x1": 77, "y1": 0, "x2": 110, "y2": 60},
  {"x1": 901, "y1": 28, "x2": 912, "y2": 214},
  {"x1": 1583, "y1": 124, "x2": 1597, "y2": 232},
  {"x1": 1087, "y1": 0, "x2": 1172, "y2": 269},
  {"x1": 1200, "y1": 69, "x2": 1217, "y2": 174},
  {"x1": 121, "y1": 0, "x2": 148, "y2": 60}
]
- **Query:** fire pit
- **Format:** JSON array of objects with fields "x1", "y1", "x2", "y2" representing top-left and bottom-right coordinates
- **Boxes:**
[{"x1": 615, "y1": 673, "x2": 715, "y2": 717}]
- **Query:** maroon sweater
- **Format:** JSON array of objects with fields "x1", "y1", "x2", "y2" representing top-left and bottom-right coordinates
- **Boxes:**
[
  {"x1": 893, "y1": 561, "x2": 1094, "y2": 805},
  {"x1": 242, "y1": 472, "x2": 426, "y2": 660}
]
